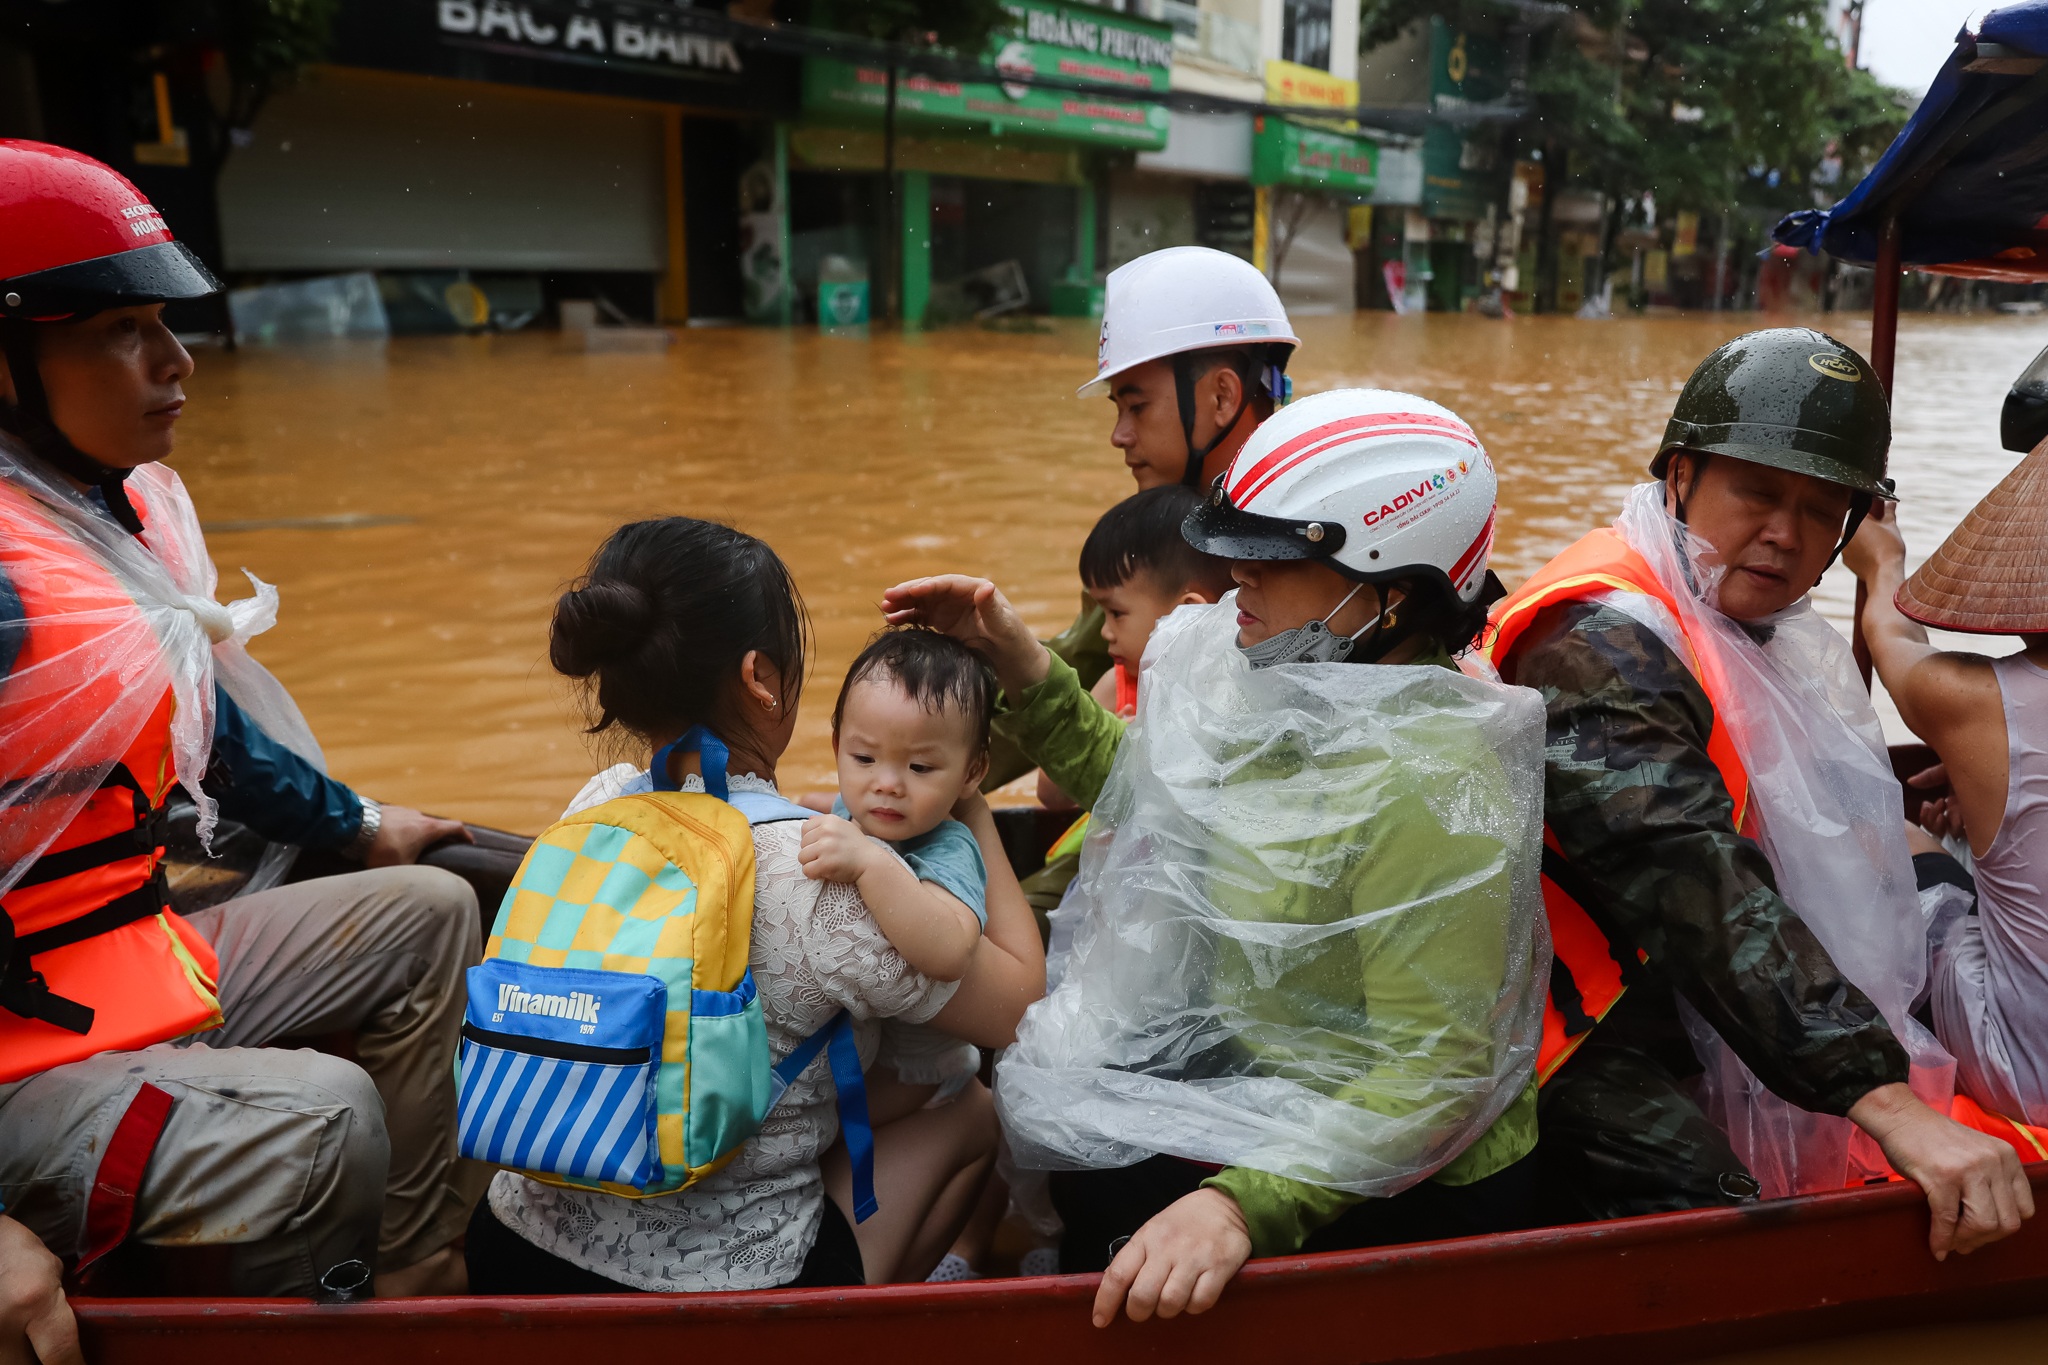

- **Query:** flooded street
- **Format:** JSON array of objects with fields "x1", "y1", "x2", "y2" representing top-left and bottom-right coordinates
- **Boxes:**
[{"x1": 174, "y1": 311, "x2": 2047, "y2": 834}]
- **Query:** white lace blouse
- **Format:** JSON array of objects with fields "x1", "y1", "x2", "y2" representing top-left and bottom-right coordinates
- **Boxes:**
[{"x1": 486, "y1": 769, "x2": 959, "y2": 1291}]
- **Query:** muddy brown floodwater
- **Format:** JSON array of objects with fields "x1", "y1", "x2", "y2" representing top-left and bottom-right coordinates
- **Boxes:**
[{"x1": 174, "y1": 311, "x2": 2047, "y2": 835}]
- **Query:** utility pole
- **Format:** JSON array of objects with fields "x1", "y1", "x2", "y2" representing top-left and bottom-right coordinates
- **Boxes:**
[{"x1": 1843, "y1": 0, "x2": 1864, "y2": 69}]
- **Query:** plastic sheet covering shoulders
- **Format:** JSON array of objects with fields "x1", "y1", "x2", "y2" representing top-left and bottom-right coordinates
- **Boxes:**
[
  {"x1": 0, "y1": 434, "x2": 325, "y2": 899},
  {"x1": 997, "y1": 601, "x2": 1550, "y2": 1196},
  {"x1": 1774, "y1": 1, "x2": 2048, "y2": 280},
  {"x1": 1602, "y1": 486, "x2": 1956, "y2": 1198}
]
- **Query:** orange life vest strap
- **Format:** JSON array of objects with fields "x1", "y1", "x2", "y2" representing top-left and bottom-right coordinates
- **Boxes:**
[
  {"x1": 1, "y1": 764, "x2": 172, "y2": 1035},
  {"x1": 1485, "y1": 528, "x2": 1751, "y2": 827},
  {"x1": 1486, "y1": 529, "x2": 1754, "y2": 1084}
]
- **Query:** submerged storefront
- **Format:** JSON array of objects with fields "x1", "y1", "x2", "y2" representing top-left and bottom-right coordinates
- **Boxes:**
[
  {"x1": 777, "y1": 0, "x2": 1172, "y2": 328},
  {"x1": 218, "y1": 0, "x2": 800, "y2": 323},
  {"x1": 1251, "y1": 114, "x2": 1380, "y2": 315}
]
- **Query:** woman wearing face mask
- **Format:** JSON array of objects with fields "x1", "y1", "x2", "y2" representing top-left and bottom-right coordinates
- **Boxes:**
[{"x1": 882, "y1": 390, "x2": 1550, "y2": 1329}]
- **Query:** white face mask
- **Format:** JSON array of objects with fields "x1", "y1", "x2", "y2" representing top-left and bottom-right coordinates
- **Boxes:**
[{"x1": 1239, "y1": 581, "x2": 1377, "y2": 668}]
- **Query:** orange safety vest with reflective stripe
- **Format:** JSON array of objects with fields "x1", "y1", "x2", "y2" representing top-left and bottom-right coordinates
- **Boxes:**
[
  {"x1": 1483, "y1": 527, "x2": 1753, "y2": 1085},
  {"x1": 0, "y1": 479, "x2": 222, "y2": 1084},
  {"x1": 1950, "y1": 1095, "x2": 2048, "y2": 1167}
]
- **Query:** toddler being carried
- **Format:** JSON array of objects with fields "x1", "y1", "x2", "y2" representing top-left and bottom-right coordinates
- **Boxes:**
[{"x1": 799, "y1": 628, "x2": 999, "y2": 983}]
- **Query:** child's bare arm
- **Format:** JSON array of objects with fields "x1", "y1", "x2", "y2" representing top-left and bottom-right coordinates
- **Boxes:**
[{"x1": 798, "y1": 815, "x2": 980, "y2": 981}]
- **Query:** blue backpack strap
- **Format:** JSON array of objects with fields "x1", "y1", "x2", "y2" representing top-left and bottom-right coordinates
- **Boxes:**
[
  {"x1": 769, "y1": 1010, "x2": 878, "y2": 1224},
  {"x1": 729, "y1": 789, "x2": 817, "y2": 826},
  {"x1": 649, "y1": 725, "x2": 730, "y2": 800}
]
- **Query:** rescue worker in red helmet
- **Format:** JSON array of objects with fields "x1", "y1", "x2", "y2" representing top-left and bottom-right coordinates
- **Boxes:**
[{"x1": 0, "y1": 142, "x2": 483, "y2": 1338}]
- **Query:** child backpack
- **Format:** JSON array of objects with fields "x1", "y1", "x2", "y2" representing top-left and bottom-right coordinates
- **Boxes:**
[{"x1": 456, "y1": 729, "x2": 877, "y2": 1218}]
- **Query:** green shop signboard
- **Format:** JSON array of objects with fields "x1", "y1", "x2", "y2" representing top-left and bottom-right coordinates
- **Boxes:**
[
  {"x1": 1252, "y1": 117, "x2": 1379, "y2": 194},
  {"x1": 804, "y1": 0, "x2": 1171, "y2": 149},
  {"x1": 1423, "y1": 16, "x2": 1507, "y2": 220}
]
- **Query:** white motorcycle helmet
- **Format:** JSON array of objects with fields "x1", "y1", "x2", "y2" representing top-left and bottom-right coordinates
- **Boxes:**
[
  {"x1": 1082, "y1": 246, "x2": 1301, "y2": 486},
  {"x1": 1184, "y1": 388, "x2": 1501, "y2": 662}
]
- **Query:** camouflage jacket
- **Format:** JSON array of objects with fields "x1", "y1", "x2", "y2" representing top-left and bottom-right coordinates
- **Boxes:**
[{"x1": 1504, "y1": 599, "x2": 1908, "y2": 1116}]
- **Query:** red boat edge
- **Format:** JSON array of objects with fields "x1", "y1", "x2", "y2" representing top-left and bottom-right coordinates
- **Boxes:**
[{"x1": 72, "y1": 1164, "x2": 2048, "y2": 1365}]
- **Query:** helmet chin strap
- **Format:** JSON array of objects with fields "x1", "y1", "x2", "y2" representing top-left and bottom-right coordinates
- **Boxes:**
[
  {"x1": 0, "y1": 320, "x2": 145, "y2": 535},
  {"x1": 1667, "y1": 451, "x2": 1871, "y2": 591},
  {"x1": 1172, "y1": 351, "x2": 1253, "y2": 487}
]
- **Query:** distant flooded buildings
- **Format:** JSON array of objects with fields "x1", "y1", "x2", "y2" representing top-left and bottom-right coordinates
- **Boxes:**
[{"x1": 0, "y1": 0, "x2": 1724, "y2": 332}]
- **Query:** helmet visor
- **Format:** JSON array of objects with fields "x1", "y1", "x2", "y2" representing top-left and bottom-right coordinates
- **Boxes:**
[
  {"x1": 3, "y1": 240, "x2": 222, "y2": 320},
  {"x1": 1182, "y1": 493, "x2": 1346, "y2": 562}
]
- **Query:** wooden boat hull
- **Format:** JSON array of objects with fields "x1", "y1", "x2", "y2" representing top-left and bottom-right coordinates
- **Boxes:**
[{"x1": 74, "y1": 1167, "x2": 2048, "y2": 1365}]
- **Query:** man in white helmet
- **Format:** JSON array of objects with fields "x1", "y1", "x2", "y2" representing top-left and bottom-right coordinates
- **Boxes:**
[
  {"x1": 1082, "y1": 245, "x2": 1300, "y2": 491},
  {"x1": 884, "y1": 390, "x2": 1543, "y2": 1327},
  {"x1": 991, "y1": 247, "x2": 1299, "y2": 795}
]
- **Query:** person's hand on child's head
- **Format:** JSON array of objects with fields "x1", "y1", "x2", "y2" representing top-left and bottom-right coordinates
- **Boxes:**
[
  {"x1": 797, "y1": 814, "x2": 878, "y2": 885},
  {"x1": 880, "y1": 576, "x2": 1047, "y2": 695}
]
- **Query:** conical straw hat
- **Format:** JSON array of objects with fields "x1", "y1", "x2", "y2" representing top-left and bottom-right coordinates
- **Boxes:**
[{"x1": 1898, "y1": 439, "x2": 2048, "y2": 634}]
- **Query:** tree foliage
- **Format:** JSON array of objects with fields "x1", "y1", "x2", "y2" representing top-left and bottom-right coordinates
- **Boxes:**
[
  {"x1": 203, "y1": 0, "x2": 339, "y2": 159},
  {"x1": 1362, "y1": 0, "x2": 1909, "y2": 213}
]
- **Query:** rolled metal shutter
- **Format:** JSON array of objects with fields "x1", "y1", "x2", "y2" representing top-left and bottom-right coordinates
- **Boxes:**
[{"x1": 219, "y1": 69, "x2": 665, "y2": 273}]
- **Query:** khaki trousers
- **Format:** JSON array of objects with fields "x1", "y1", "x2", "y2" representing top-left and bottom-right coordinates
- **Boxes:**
[{"x1": 0, "y1": 866, "x2": 483, "y2": 1294}]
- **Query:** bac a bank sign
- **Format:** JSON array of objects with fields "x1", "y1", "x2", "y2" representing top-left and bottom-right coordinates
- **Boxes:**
[{"x1": 330, "y1": 0, "x2": 797, "y2": 112}]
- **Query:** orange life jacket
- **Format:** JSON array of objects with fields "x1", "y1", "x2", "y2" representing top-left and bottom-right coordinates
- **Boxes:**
[
  {"x1": 0, "y1": 478, "x2": 221, "y2": 1084},
  {"x1": 1483, "y1": 528, "x2": 1754, "y2": 1085},
  {"x1": 1113, "y1": 662, "x2": 1138, "y2": 719},
  {"x1": 1948, "y1": 1095, "x2": 2048, "y2": 1166}
]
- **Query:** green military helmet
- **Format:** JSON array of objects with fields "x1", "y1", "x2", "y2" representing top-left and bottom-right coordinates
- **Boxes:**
[{"x1": 1653, "y1": 327, "x2": 1896, "y2": 499}]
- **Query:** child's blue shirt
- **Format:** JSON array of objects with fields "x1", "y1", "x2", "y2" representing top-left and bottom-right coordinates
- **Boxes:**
[{"x1": 832, "y1": 798, "x2": 988, "y2": 929}]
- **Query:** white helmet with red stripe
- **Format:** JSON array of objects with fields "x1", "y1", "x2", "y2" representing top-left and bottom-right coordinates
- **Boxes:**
[{"x1": 1183, "y1": 387, "x2": 1498, "y2": 605}]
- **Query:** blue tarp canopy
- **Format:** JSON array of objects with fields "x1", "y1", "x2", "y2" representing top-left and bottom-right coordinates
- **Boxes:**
[{"x1": 1775, "y1": 1, "x2": 2048, "y2": 281}]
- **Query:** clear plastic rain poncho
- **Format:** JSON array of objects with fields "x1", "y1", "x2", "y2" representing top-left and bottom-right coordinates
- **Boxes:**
[
  {"x1": 997, "y1": 600, "x2": 1550, "y2": 1195},
  {"x1": 1604, "y1": 484, "x2": 1954, "y2": 1197},
  {"x1": 0, "y1": 433, "x2": 325, "y2": 901}
]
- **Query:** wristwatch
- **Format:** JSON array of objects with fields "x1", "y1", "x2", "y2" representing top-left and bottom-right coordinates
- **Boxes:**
[{"x1": 348, "y1": 797, "x2": 383, "y2": 861}]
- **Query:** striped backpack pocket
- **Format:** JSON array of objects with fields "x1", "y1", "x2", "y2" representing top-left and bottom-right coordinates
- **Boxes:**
[{"x1": 458, "y1": 778, "x2": 785, "y2": 1198}]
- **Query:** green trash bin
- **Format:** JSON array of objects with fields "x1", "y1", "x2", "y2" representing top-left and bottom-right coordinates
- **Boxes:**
[
  {"x1": 1050, "y1": 277, "x2": 1104, "y2": 318},
  {"x1": 819, "y1": 255, "x2": 869, "y2": 329}
]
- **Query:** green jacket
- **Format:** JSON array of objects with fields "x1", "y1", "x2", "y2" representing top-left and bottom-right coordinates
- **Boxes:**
[
  {"x1": 983, "y1": 594, "x2": 1112, "y2": 791},
  {"x1": 995, "y1": 651, "x2": 1540, "y2": 1258}
]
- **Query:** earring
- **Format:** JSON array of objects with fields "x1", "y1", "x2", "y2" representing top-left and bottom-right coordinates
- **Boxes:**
[{"x1": 1384, "y1": 610, "x2": 1399, "y2": 629}]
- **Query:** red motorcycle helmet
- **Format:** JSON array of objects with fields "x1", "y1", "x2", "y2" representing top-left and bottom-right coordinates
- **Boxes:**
[
  {"x1": 0, "y1": 140, "x2": 220, "y2": 319},
  {"x1": 0, "y1": 141, "x2": 220, "y2": 532}
]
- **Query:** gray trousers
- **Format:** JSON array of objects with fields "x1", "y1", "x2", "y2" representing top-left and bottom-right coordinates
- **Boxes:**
[{"x1": 0, "y1": 866, "x2": 483, "y2": 1294}]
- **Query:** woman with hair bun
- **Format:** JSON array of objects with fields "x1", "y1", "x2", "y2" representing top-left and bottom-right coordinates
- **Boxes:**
[{"x1": 464, "y1": 517, "x2": 1045, "y2": 1293}]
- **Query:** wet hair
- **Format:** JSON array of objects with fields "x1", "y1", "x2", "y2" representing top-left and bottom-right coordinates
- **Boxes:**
[
  {"x1": 549, "y1": 517, "x2": 809, "y2": 740},
  {"x1": 831, "y1": 628, "x2": 996, "y2": 755},
  {"x1": 1188, "y1": 345, "x2": 1279, "y2": 408},
  {"x1": 1369, "y1": 571, "x2": 1503, "y2": 661},
  {"x1": 1080, "y1": 486, "x2": 1237, "y2": 599}
]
